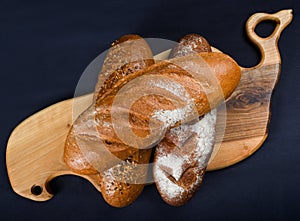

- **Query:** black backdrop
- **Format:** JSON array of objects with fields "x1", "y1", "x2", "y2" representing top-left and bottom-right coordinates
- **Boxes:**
[{"x1": 1, "y1": 0, "x2": 299, "y2": 220}]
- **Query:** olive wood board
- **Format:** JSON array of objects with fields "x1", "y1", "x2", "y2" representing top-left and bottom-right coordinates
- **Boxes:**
[{"x1": 6, "y1": 9, "x2": 293, "y2": 201}]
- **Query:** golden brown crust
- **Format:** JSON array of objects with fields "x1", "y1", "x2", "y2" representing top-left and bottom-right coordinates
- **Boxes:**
[
  {"x1": 200, "y1": 52, "x2": 241, "y2": 99},
  {"x1": 99, "y1": 148, "x2": 152, "y2": 207},
  {"x1": 64, "y1": 34, "x2": 155, "y2": 207}
]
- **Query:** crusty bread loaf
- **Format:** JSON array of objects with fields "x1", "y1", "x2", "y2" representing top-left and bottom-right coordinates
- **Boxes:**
[
  {"x1": 154, "y1": 34, "x2": 217, "y2": 206},
  {"x1": 64, "y1": 34, "x2": 154, "y2": 207},
  {"x1": 94, "y1": 52, "x2": 240, "y2": 131}
]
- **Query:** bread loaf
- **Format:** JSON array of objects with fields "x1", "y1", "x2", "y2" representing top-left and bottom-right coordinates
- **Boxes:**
[
  {"x1": 64, "y1": 34, "x2": 154, "y2": 207},
  {"x1": 154, "y1": 34, "x2": 217, "y2": 206}
]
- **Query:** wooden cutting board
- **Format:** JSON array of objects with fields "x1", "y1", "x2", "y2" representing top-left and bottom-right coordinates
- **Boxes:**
[{"x1": 6, "y1": 9, "x2": 293, "y2": 201}]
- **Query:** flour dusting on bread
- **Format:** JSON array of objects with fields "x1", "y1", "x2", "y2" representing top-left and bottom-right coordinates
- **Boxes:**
[{"x1": 154, "y1": 109, "x2": 216, "y2": 205}]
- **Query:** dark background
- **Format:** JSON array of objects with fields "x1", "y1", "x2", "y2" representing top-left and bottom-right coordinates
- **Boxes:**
[{"x1": 1, "y1": 0, "x2": 299, "y2": 220}]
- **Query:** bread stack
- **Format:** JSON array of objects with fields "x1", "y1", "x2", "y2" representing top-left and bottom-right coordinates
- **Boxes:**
[{"x1": 64, "y1": 34, "x2": 241, "y2": 207}]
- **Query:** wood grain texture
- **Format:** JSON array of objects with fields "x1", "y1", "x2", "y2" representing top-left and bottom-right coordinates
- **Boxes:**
[
  {"x1": 207, "y1": 9, "x2": 293, "y2": 170},
  {"x1": 6, "y1": 10, "x2": 293, "y2": 201}
]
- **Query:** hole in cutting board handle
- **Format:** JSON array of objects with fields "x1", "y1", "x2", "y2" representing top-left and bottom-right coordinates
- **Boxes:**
[
  {"x1": 31, "y1": 185, "x2": 43, "y2": 195},
  {"x1": 254, "y1": 20, "x2": 277, "y2": 38}
]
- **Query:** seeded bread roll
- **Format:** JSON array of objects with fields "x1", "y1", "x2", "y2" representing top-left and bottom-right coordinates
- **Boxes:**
[
  {"x1": 64, "y1": 34, "x2": 155, "y2": 207},
  {"x1": 154, "y1": 34, "x2": 217, "y2": 206}
]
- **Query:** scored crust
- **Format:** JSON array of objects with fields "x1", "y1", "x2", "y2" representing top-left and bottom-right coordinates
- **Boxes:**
[
  {"x1": 154, "y1": 110, "x2": 217, "y2": 206},
  {"x1": 154, "y1": 34, "x2": 218, "y2": 206}
]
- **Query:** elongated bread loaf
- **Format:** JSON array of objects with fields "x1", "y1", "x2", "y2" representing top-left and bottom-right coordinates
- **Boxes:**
[
  {"x1": 64, "y1": 35, "x2": 154, "y2": 207},
  {"x1": 154, "y1": 34, "x2": 217, "y2": 206}
]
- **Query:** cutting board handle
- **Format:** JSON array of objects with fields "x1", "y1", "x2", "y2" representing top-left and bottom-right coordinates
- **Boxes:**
[{"x1": 245, "y1": 9, "x2": 293, "y2": 68}]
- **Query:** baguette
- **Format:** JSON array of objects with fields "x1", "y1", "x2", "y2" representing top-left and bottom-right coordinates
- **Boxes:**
[
  {"x1": 64, "y1": 34, "x2": 154, "y2": 207},
  {"x1": 154, "y1": 34, "x2": 217, "y2": 206}
]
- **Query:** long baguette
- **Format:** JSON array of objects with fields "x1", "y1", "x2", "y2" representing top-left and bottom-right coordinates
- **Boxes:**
[
  {"x1": 64, "y1": 35, "x2": 154, "y2": 207},
  {"x1": 154, "y1": 34, "x2": 217, "y2": 206}
]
